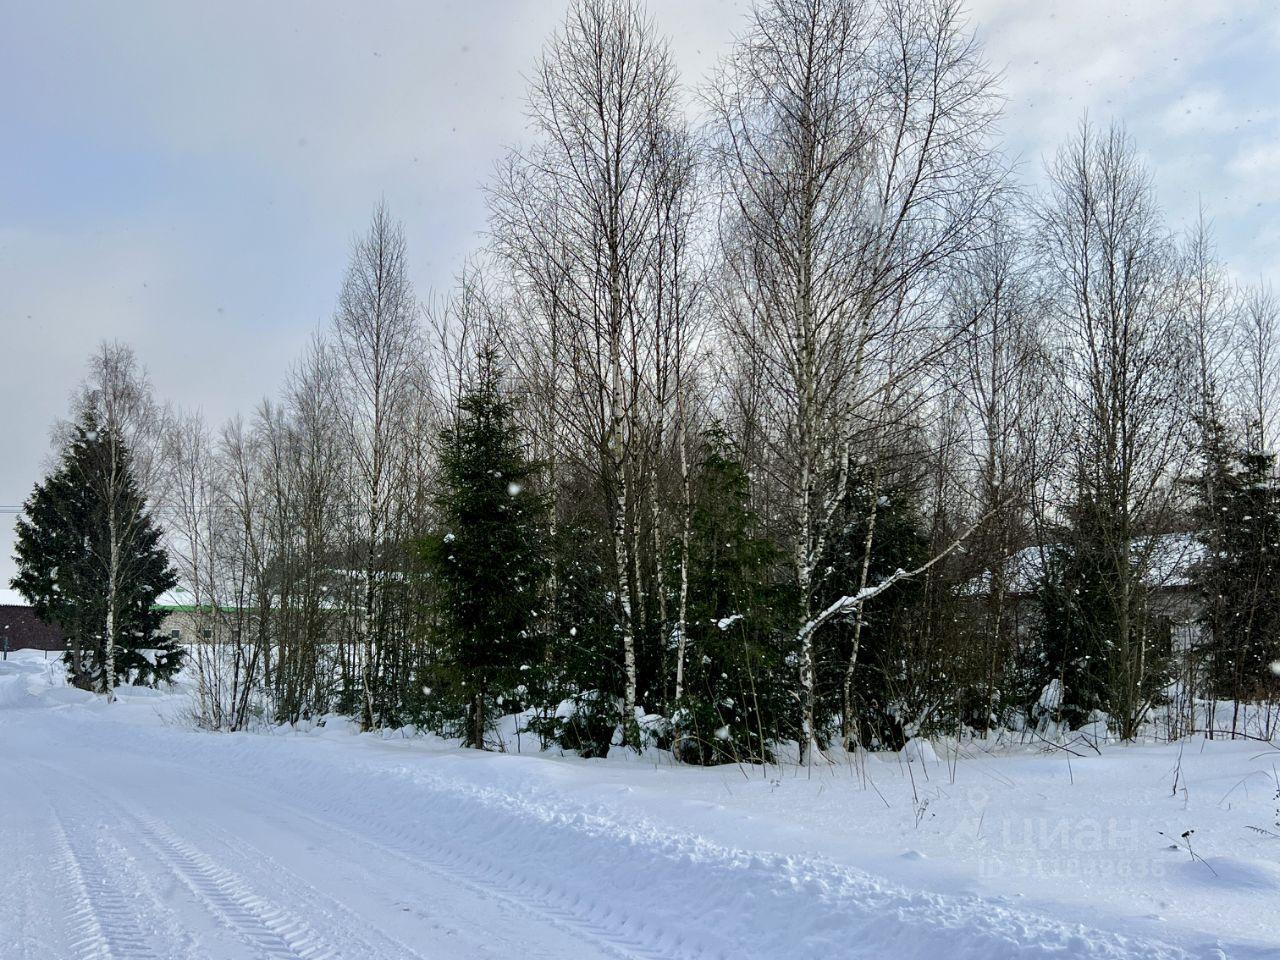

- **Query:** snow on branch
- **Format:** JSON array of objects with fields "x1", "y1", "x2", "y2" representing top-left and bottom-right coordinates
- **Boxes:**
[{"x1": 797, "y1": 505, "x2": 1001, "y2": 643}]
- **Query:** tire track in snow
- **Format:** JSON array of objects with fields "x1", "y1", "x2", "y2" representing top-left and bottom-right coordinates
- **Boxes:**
[
  {"x1": 166, "y1": 821, "x2": 439, "y2": 960},
  {"x1": 97, "y1": 741, "x2": 684, "y2": 959},
  {"x1": 124, "y1": 812, "x2": 335, "y2": 960},
  {"x1": 46, "y1": 762, "x2": 468, "y2": 960},
  {"x1": 249, "y1": 792, "x2": 687, "y2": 960},
  {"x1": 37, "y1": 756, "x2": 645, "y2": 960},
  {"x1": 39, "y1": 764, "x2": 333, "y2": 960},
  {"x1": 47, "y1": 803, "x2": 162, "y2": 960}
]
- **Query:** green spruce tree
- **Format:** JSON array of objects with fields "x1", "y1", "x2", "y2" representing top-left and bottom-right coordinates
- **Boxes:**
[
  {"x1": 11, "y1": 414, "x2": 180, "y2": 691},
  {"x1": 1034, "y1": 532, "x2": 1114, "y2": 730},
  {"x1": 673, "y1": 435, "x2": 790, "y2": 764},
  {"x1": 814, "y1": 461, "x2": 930, "y2": 749},
  {"x1": 1193, "y1": 430, "x2": 1280, "y2": 708},
  {"x1": 1034, "y1": 494, "x2": 1172, "y2": 734},
  {"x1": 426, "y1": 356, "x2": 549, "y2": 748},
  {"x1": 534, "y1": 516, "x2": 622, "y2": 757}
]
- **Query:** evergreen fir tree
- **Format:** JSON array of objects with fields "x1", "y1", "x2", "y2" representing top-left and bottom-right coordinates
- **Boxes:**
[
  {"x1": 1034, "y1": 497, "x2": 1172, "y2": 733},
  {"x1": 673, "y1": 435, "x2": 791, "y2": 764},
  {"x1": 11, "y1": 414, "x2": 180, "y2": 691},
  {"x1": 537, "y1": 517, "x2": 623, "y2": 757},
  {"x1": 1188, "y1": 402, "x2": 1237, "y2": 702},
  {"x1": 1035, "y1": 536, "x2": 1112, "y2": 729},
  {"x1": 1193, "y1": 430, "x2": 1280, "y2": 704},
  {"x1": 814, "y1": 461, "x2": 930, "y2": 748},
  {"x1": 426, "y1": 356, "x2": 550, "y2": 748}
]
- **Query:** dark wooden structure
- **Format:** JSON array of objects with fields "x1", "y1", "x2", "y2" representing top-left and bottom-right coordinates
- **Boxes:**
[{"x1": 0, "y1": 604, "x2": 65, "y2": 653}]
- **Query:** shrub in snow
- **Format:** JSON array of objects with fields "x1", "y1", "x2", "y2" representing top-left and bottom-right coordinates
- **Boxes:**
[{"x1": 524, "y1": 691, "x2": 620, "y2": 758}]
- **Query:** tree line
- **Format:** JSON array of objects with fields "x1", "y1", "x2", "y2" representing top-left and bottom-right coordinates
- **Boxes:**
[{"x1": 15, "y1": 0, "x2": 1280, "y2": 758}]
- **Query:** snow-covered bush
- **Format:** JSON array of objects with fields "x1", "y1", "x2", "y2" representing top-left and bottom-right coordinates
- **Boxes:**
[{"x1": 524, "y1": 691, "x2": 620, "y2": 758}]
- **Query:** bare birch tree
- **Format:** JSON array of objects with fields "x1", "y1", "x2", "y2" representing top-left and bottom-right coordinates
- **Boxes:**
[
  {"x1": 1037, "y1": 119, "x2": 1193, "y2": 738},
  {"x1": 1236, "y1": 283, "x2": 1280, "y2": 458},
  {"x1": 708, "y1": 0, "x2": 1001, "y2": 760},
  {"x1": 947, "y1": 215, "x2": 1057, "y2": 731},
  {"x1": 487, "y1": 0, "x2": 687, "y2": 748},
  {"x1": 332, "y1": 201, "x2": 419, "y2": 729}
]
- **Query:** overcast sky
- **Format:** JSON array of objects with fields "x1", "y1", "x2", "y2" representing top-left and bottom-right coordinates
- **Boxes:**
[{"x1": 2, "y1": 0, "x2": 1279, "y2": 588}]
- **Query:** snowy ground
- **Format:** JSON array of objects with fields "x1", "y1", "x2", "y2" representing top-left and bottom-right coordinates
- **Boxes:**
[{"x1": 1, "y1": 651, "x2": 1276, "y2": 959}]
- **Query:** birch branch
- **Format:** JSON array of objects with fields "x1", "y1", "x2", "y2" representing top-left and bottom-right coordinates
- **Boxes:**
[{"x1": 798, "y1": 503, "x2": 1003, "y2": 642}]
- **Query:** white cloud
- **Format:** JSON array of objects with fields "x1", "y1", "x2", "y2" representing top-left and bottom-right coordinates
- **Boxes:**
[
  {"x1": 1159, "y1": 88, "x2": 1276, "y2": 139},
  {"x1": 969, "y1": 1, "x2": 1263, "y2": 146},
  {"x1": 1229, "y1": 142, "x2": 1280, "y2": 182}
]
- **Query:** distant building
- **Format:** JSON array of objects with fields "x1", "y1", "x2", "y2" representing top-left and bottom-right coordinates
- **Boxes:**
[
  {"x1": 0, "y1": 587, "x2": 208, "y2": 653},
  {"x1": 155, "y1": 587, "x2": 220, "y2": 643},
  {"x1": 0, "y1": 590, "x2": 65, "y2": 654},
  {"x1": 970, "y1": 533, "x2": 1205, "y2": 654}
]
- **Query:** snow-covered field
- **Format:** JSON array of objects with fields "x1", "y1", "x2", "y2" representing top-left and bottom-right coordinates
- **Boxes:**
[{"x1": 1, "y1": 650, "x2": 1276, "y2": 959}]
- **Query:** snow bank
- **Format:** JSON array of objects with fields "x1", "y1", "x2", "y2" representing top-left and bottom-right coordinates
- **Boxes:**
[
  {"x1": 900, "y1": 736, "x2": 941, "y2": 763},
  {"x1": 0, "y1": 650, "x2": 93, "y2": 709}
]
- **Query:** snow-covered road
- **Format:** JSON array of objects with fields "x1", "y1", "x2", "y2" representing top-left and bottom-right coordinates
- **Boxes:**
[
  {"x1": 1, "y1": 711, "x2": 632, "y2": 959},
  {"x1": 1, "y1": 652, "x2": 1272, "y2": 959}
]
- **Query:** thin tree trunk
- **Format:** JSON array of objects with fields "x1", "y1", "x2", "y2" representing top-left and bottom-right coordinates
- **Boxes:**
[
  {"x1": 841, "y1": 485, "x2": 881, "y2": 749},
  {"x1": 104, "y1": 450, "x2": 119, "y2": 701}
]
